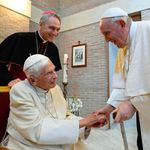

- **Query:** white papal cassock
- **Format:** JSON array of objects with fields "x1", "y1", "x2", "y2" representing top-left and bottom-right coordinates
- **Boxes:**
[
  {"x1": 107, "y1": 21, "x2": 150, "y2": 150},
  {"x1": 7, "y1": 80, "x2": 91, "y2": 150}
]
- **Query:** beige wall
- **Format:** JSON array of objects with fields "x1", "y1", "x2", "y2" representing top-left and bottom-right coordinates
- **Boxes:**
[
  {"x1": 0, "y1": 6, "x2": 29, "y2": 42},
  {"x1": 57, "y1": 22, "x2": 109, "y2": 116},
  {"x1": 29, "y1": 20, "x2": 38, "y2": 32}
]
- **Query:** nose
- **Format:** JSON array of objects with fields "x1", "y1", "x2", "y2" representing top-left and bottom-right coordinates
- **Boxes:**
[
  {"x1": 52, "y1": 29, "x2": 59, "y2": 37},
  {"x1": 105, "y1": 37, "x2": 111, "y2": 42},
  {"x1": 105, "y1": 38, "x2": 109, "y2": 42},
  {"x1": 53, "y1": 71, "x2": 58, "y2": 79}
]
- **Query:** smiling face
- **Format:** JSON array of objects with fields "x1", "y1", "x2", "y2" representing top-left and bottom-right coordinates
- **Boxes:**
[
  {"x1": 34, "y1": 61, "x2": 58, "y2": 90},
  {"x1": 99, "y1": 18, "x2": 128, "y2": 48},
  {"x1": 39, "y1": 16, "x2": 61, "y2": 42}
]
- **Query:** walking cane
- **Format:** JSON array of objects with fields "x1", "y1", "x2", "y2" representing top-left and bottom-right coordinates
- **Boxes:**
[
  {"x1": 113, "y1": 112, "x2": 129, "y2": 150},
  {"x1": 120, "y1": 122, "x2": 129, "y2": 150}
]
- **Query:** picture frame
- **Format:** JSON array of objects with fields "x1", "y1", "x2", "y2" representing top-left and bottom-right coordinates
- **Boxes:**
[{"x1": 72, "y1": 43, "x2": 87, "y2": 67}]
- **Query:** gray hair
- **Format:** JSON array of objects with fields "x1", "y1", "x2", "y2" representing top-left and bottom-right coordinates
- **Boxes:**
[
  {"x1": 40, "y1": 14, "x2": 61, "y2": 25},
  {"x1": 24, "y1": 58, "x2": 50, "y2": 78}
]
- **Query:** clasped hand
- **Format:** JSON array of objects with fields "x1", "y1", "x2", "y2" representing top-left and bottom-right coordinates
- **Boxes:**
[
  {"x1": 81, "y1": 113, "x2": 107, "y2": 128},
  {"x1": 112, "y1": 100, "x2": 137, "y2": 123}
]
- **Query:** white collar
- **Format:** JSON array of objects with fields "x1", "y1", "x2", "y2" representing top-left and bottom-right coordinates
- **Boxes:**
[
  {"x1": 38, "y1": 31, "x2": 48, "y2": 43},
  {"x1": 34, "y1": 86, "x2": 48, "y2": 93}
]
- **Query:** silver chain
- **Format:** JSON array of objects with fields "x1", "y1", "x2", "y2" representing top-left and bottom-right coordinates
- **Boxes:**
[{"x1": 33, "y1": 86, "x2": 58, "y2": 119}]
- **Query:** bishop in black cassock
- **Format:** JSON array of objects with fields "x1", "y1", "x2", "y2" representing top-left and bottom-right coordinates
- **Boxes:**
[{"x1": 0, "y1": 31, "x2": 62, "y2": 142}]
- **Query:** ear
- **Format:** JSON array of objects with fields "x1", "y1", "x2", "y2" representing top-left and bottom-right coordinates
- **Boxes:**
[
  {"x1": 39, "y1": 20, "x2": 44, "y2": 27},
  {"x1": 39, "y1": 22, "x2": 42, "y2": 27},
  {"x1": 117, "y1": 19, "x2": 126, "y2": 28},
  {"x1": 28, "y1": 76, "x2": 37, "y2": 86}
]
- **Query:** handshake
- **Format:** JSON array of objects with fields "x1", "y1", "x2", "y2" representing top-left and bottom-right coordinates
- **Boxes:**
[
  {"x1": 79, "y1": 100, "x2": 137, "y2": 129},
  {"x1": 80, "y1": 100, "x2": 138, "y2": 129},
  {"x1": 79, "y1": 113, "x2": 108, "y2": 128}
]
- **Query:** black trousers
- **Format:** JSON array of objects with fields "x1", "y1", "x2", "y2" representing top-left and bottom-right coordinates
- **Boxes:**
[{"x1": 136, "y1": 112, "x2": 143, "y2": 150}]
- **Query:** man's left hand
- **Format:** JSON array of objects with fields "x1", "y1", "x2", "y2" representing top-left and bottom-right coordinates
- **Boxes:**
[{"x1": 113, "y1": 100, "x2": 137, "y2": 123}]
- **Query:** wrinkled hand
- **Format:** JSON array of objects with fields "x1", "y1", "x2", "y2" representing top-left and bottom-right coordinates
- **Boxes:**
[
  {"x1": 84, "y1": 113, "x2": 100, "y2": 127},
  {"x1": 93, "y1": 104, "x2": 115, "y2": 127},
  {"x1": 113, "y1": 100, "x2": 137, "y2": 123},
  {"x1": 91, "y1": 114, "x2": 107, "y2": 128},
  {"x1": 8, "y1": 78, "x2": 21, "y2": 87},
  {"x1": 94, "y1": 104, "x2": 115, "y2": 117},
  {"x1": 79, "y1": 113, "x2": 102, "y2": 128}
]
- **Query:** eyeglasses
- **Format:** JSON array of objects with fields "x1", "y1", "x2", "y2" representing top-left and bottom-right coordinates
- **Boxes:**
[{"x1": 42, "y1": 70, "x2": 57, "y2": 78}]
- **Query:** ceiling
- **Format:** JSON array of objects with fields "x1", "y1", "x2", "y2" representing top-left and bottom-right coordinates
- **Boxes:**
[{"x1": 31, "y1": 0, "x2": 116, "y2": 17}]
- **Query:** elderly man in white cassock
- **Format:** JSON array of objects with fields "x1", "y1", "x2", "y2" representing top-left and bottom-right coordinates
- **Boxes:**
[
  {"x1": 6, "y1": 54, "x2": 103, "y2": 150},
  {"x1": 95, "y1": 7, "x2": 150, "y2": 150}
]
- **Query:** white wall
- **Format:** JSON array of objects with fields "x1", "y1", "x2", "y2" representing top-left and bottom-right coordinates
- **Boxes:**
[
  {"x1": 109, "y1": 43, "x2": 118, "y2": 94},
  {"x1": 0, "y1": 0, "x2": 31, "y2": 17}
]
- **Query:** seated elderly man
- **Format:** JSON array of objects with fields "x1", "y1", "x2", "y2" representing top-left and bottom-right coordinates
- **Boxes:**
[{"x1": 6, "y1": 54, "x2": 102, "y2": 150}]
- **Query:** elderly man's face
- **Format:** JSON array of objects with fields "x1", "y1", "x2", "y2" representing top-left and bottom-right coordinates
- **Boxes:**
[
  {"x1": 39, "y1": 16, "x2": 61, "y2": 42},
  {"x1": 35, "y1": 61, "x2": 58, "y2": 90},
  {"x1": 99, "y1": 19, "x2": 128, "y2": 48}
]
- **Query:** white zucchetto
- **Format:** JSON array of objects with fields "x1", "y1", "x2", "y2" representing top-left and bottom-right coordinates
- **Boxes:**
[
  {"x1": 23, "y1": 54, "x2": 49, "y2": 71},
  {"x1": 101, "y1": 7, "x2": 128, "y2": 19}
]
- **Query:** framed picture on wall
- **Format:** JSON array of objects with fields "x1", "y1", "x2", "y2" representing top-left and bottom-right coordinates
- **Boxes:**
[{"x1": 72, "y1": 43, "x2": 87, "y2": 67}]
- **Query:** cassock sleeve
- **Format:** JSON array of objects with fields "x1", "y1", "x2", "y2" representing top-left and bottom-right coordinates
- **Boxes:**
[
  {"x1": 0, "y1": 33, "x2": 20, "y2": 63},
  {"x1": 66, "y1": 111, "x2": 89, "y2": 140},
  {"x1": 107, "y1": 88, "x2": 130, "y2": 107},
  {"x1": 9, "y1": 84, "x2": 80, "y2": 145},
  {"x1": 0, "y1": 33, "x2": 26, "y2": 85},
  {"x1": 0, "y1": 33, "x2": 19, "y2": 85}
]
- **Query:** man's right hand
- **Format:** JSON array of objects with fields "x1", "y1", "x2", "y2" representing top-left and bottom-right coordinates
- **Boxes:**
[
  {"x1": 95, "y1": 104, "x2": 115, "y2": 117},
  {"x1": 8, "y1": 78, "x2": 21, "y2": 87},
  {"x1": 79, "y1": 113, "x2": 99, "y2": 128},
  {"x1": 93, "y1": 104, "x2": 115, "y2": 127}
]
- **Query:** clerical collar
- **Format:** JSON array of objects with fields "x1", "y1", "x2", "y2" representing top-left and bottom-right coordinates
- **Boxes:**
[
  {"x1": 37, "y1": 31, "x2": 48, "y2": 43},
  {"x1": 34, "y1": 86, "x2": 48, "y2": 93}
]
